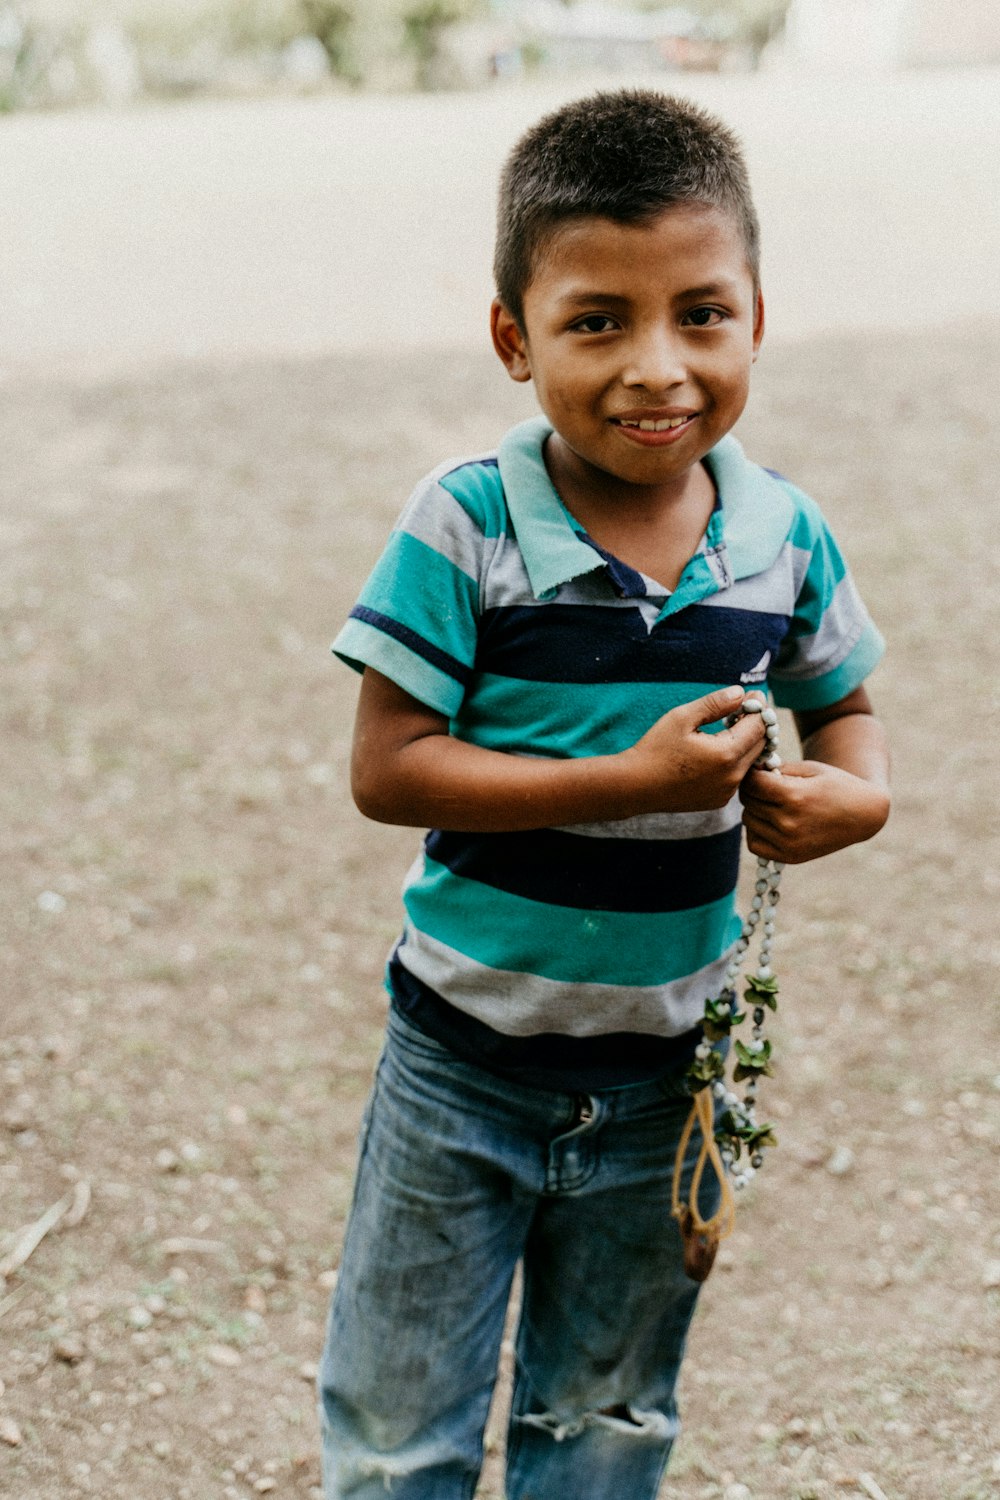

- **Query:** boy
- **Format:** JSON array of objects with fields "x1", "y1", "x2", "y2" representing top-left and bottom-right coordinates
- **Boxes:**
[{"x1": 319, "y1": 90, "x2": 889, "y2": 1499}]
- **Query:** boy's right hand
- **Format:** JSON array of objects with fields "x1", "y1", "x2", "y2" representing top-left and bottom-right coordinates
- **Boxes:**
[{"x1": 621, "y1": 686, "x2": 767, "y2": 813}]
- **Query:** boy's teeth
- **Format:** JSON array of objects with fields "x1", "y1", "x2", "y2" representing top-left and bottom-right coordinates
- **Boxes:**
[{"x1": 621, "y1": 415, "x2": 690, "y2": 431}]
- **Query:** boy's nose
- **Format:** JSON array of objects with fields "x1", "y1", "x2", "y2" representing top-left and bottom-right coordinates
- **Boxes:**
[{"x1": 620, "y1": 328, "x2": 688, "y2": 393}]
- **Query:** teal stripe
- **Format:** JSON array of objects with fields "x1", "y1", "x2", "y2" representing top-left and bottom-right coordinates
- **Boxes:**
[
  {"x1": 332, "y1": 618, "x2": 465, "y2": 717},
  {"x1": 770, "y1": 623, "x2": 885, "y2": 712},
  {"x1": 660, "y1": 551, "x2": 719, "y2": 617},
  {"x1": 454, "y1": 676, "x2": 729, "y2": 756},
  {"x1": 787, "y1": 505, "x2": 849, "y2": 630},
  {"x1": 361, "y1": 530, "x2": 478, "y2": 664},
  {"x1": 404, "y1": 856, "x2": 740, "y2": 987},
  {"x1": 439, "y1": 462, "x2": 506, "y2": 537}
]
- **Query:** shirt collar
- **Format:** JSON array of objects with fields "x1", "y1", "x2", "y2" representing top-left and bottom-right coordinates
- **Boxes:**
[{"x1": 497, "y1": 415, "x2": 795, "y2": 602}]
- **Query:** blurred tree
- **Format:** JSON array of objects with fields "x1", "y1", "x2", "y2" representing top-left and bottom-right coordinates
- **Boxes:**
[
  {"x1": 299, "y1": 0, "x2": 360, "y2": 83},
  {"x1": 401, "y1": 0, "x2": 481, "y2": 89}
]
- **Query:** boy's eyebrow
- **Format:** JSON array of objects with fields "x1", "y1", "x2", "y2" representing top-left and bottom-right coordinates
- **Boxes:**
[{"x1": 554, "y1": 278, "x2": 746, "y2": 310}]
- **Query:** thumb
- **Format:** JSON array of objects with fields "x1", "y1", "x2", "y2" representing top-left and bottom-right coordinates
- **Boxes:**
[
  {"x1": 686, "y1": 684, "x2": 746, "y2": 729},
  {"x1": 772, "y1": 759, "x2": 823, "y2": 779}
]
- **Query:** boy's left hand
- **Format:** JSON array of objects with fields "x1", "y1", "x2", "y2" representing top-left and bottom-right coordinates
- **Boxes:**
[{"x1": 740, "y1": 758, "x2": 890, "y2": 864}]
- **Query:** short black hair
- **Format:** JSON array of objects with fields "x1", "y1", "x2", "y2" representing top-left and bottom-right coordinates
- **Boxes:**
[{"x1": 494, "y1": 89, "x2": 760, "y2": 328}]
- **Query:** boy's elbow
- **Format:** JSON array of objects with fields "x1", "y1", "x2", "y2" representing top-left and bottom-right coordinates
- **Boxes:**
[{"x1": 351, "y1": 760, "x2": 395, "y2": 823}]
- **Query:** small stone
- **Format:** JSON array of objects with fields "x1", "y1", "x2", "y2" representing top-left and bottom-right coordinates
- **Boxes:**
[
  {"x1": 155, "y1": 1148, "x2": 179, "y2": 1173},
  {"x1": 723, "y1": 1485, "x2": 752, "y2": 1500},
  {"x1": 128, "y1": 1306, "x2": 153, "y2": 1330},
  {"x1": 54, "y1": 1335, "x2": 86, "y2": 1364},
  {"x1": 144, "y1": 1293, "x2": 167, "y2": 1316},
  {"x1": 207, "y1": 1344, "x2": 242, "y2": 1368},
  {"x1": 826, "y1": 1145, "x2": 855, "y2": 1176},
  {"x1": 0, "y1": 1415, "x2": 23, "y2": 1446},
  {"x1": 152, "y1": 1439, "x2": 172, "y2": 1459},
  {"x1": 858, "y1": 1475, "x2": 890, "y2": 1500},
  {"x1": 298, "y1": 1359, "x2": 319, "y2": 1383},
  {"x1": 146, "y1": 1380, "x2": 167, "y2": 1398},
  {"x1": 244, "y1": 1284, "x2": 268, "y2": 1315},
  {"x1": 37, "y1": 890, "x2": 67, "y2": 914},
  {"x1": 982, "y1": 1260, "x2": 1000, "y2": 1290},
  {"x1": 317, "y1": 1268, "x2": 338, "y2": 1291},
  {"x1": 254, "y1": 1481, "x2": 278, "y2": 1494},
  {"x1": 785, "y1": 1416, "x2": 809, "y2": 1436}
]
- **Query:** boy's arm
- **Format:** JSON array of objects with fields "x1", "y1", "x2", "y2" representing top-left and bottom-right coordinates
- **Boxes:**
[
  {"x1": 351, "y1": 668, "x2": 769, "y2": 833},
  {"x1": 739, "y1": 685, "x2": 890, "y2": 863}
]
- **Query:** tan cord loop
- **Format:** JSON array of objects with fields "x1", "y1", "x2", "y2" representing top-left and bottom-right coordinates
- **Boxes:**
[{"x1": 671, "y1": 1089, "x2": 736, "y2": 1259}]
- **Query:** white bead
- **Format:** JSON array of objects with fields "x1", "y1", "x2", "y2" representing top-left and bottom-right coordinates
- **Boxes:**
[
  {"x1": 751, "y1": 895, "x2": 763, "y2": 911},
  {"x1": 764, "y1": 752, "x2": 782, "y2": 770},
  {"x1": 713, "y1": 1081, "x2": 727, "y2": 1099},
  {"x1": 748, "y1": 1039, "x2": 765, "y2": 1054},
  {"x1": 766, "y1": 724, "x2": 780, "y2": 741},
  {"x1": 742, "y1": 697, "x2": 763, "y2": 714},
  {"x1": 756, "y1": 965, "x2": 772, "y2": 980},
  {"x1": 761, "y1": 708, "x2": 777, "y2": 726},
  {"x1": 695, "y1": 1041, "x2": 712, "y2": 1060},
  {"x1": 774, "y1": 861, "x2": 785, "y2": 873}
]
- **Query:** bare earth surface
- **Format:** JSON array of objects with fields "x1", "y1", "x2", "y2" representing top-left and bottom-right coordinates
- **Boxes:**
[
  {"x1": 1, "y1": 325, "x2": 999, "y2": 1500},
  {"x1": 2, "y1": 66, "x2": 1000, "y2": 1500}
]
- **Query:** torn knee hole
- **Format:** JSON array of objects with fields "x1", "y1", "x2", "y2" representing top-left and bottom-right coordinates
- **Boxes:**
[
  {"x1": 521, "y1": 1403, "x2": 664, "y2": 1442},
  {"x1": 597, "y1": 1403, "x2": 642, "y2": 1426}
]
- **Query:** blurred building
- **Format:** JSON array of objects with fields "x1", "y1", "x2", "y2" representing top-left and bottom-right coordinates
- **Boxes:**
[{"x1": 780, "y1": 0, "x2": 1000, "y2": 69}]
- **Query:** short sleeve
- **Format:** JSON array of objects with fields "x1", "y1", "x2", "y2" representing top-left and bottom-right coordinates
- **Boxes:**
[
  {"x1": 768, "y1": 495, "x2": 884, "y2": 712},
  {"x1": 331, "y1": 469, "x2": 488, "y2": 719}
]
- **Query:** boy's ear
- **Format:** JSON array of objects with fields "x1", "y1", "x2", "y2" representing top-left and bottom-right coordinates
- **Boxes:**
[
  {"x1": 491, "y1": 299, "x2": 532, "y2": 383},
  {"x1": 751, "y1": 288, "x2": 765, "y2": 361}
]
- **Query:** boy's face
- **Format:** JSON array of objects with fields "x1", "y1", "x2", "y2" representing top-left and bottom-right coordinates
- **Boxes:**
[{"x1": 492, "y1": 204, "x2": 764, "y2": 498}]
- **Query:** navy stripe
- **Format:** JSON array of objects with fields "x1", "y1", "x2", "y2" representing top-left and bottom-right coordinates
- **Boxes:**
[
  {"x1": 576, "y1": 531, "x2": 648, "y2": 599},
  {"x1": 440, "y1": 456, "x2": 499, "y2": 480},
  {"x1": 388, "y1": 956, "x2": 702, "y2": 1092},
  {"x1": 475, "y1": 602, "x2": 790, "y2": 685},
  {"x1": 424, "y1": 824, "x2": 741, "y2": 913},
  {"x1": 350, "y1": 605, "x2": 472, "y2": 685}
]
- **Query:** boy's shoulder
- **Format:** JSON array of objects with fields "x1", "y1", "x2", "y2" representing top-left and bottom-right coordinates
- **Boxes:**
[{"x1": 401, "y1": 447, "x2": 508, "y2": 541}]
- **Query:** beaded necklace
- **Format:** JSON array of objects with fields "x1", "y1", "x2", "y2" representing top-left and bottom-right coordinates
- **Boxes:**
[{"x1": 671, "y1": 693, "x2": 784, "y2": 1281}]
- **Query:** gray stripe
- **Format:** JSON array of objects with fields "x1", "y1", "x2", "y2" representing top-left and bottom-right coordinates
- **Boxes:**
[
  {"x1": 552, "y1": 799, "x2": 742, "y2": 841},
  {"x1": 698, "y1": 539, "x2": 810, "y2": 615},
  {"x1": 397, "y1": 475, "x2": 486, "y2": 582},
  {"x1": 772, "y1": 571, "x2": 869, "y2": 682},
  {"x1": 482, "y1": 537, "x2": 632, "y2": 612},
  {"x1": 397, "y1": 925, "x2": 731, "y2": 1039}
]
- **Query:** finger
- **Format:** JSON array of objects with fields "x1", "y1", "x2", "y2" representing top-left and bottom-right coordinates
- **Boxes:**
[
  {"x1": 741, "y1": 805, "x2": 787, "y2": 841},
  {"x1": 745, "y1": 829, "x2": 789, "y2": 861},
  {"x1": 739, "y1": 766, "x2": 800, "y2": 807},
  {"x1": 768, "y1": 759, "x2": 822, "y2": 780},
  {"x1": 686, "y1": 684, "x2": 747, "y2": 729}
]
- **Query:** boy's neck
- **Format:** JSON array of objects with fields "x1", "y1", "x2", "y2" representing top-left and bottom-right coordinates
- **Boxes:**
[{"x1": 543, "y1": 433, "x2": 717, "y2": 592}]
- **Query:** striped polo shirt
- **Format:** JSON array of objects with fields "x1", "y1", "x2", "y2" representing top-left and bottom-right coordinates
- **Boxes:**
[{"x1": 332, "y1": 415, "x2": 884, "y2": 1090}]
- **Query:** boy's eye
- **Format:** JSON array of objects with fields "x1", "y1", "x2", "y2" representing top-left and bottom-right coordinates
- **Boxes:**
[
  {"x1": 682, "y1": 306, "x2": 726, "y2": 327},
  {"x1": 571, "y1": 314, "x2": 618, "y2": 334}
]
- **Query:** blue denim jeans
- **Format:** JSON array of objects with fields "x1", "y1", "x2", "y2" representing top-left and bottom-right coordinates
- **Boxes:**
[{"x1": 318, "y1": 1006, "x2": 720, "y2": 1499}]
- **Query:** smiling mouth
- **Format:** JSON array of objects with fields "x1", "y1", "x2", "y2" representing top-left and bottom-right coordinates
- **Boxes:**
[{"x1": 614, "y1": 414, "x2": 694, "y2": 431}]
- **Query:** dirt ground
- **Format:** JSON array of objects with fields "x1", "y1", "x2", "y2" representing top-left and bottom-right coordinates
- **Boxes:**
[{"x1": 1, "y1": 323, "x2": 999, "y2": 1500}]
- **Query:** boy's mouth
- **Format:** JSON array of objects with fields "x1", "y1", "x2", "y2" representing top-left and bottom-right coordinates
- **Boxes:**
[{"x1": 611, "y1": 412, "x2": 697, "y2": 445}]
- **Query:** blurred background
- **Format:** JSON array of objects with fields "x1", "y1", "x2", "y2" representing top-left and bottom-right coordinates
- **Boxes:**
[{"x1": 1, "y1": 5, "x2": 999, "y2": 1500}]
